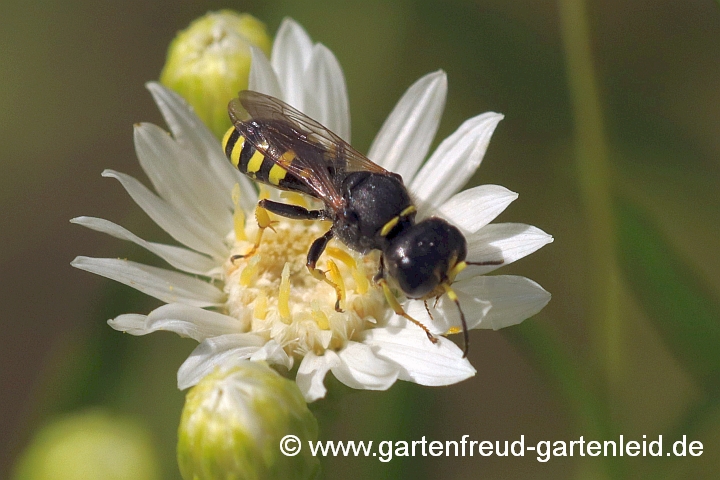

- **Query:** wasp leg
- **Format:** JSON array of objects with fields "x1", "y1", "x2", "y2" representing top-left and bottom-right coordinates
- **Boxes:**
[
  {"x1": 231, "y1": 203, "x2": 276, "y2": 262},
  {"x1": 377, "y1": 278, "x2": 437, "y2": 345},
  {"x1": 257, "y1": 199, "x2": 329, "y2": 221},
  {"x1": 373, "y1": 255, "x2": 385, "y2": 284},
  {"x1": 306, "y1": 229, "x2": 344, "y2": 312}
]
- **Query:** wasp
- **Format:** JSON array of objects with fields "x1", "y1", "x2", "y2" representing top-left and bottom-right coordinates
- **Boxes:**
[{"x1": 222, "y1": 91, "x2": 501, "y2": 356}]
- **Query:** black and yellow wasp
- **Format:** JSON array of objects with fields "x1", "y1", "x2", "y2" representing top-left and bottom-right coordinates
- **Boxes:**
[{"x1": 221, "y1": 91, "x2": 501, "y2": 356}]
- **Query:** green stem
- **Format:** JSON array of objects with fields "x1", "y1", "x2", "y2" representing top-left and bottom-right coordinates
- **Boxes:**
[{"x1": 558, "y1": 0, "x2": 622, "y2": 400}]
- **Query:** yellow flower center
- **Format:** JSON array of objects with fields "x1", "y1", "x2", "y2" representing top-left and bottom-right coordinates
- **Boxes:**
[{"x1": 223, "y1": 206, "x2": 387, "y2": 359}]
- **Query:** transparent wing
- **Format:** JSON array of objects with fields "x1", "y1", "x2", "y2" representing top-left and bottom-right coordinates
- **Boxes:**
[{"x1": 229, "y1": 91, "x2": 391, "y2": 210}]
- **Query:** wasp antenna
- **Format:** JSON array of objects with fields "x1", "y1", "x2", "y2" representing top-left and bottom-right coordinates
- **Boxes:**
[
  {"x1": 466, "y1": 259, "x2": 504, "y2": 266},
  {"x1": 443, "y1": 284, "x2": 469, "y2": 358}
]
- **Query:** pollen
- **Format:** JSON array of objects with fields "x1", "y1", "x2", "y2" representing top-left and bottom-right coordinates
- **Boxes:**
[{"x1": 223, "y1": 214, "x2": 387, "y2": 360}]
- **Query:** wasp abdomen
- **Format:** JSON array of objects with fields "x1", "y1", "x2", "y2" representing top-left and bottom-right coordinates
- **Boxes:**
[{"x1": 222, "y1": 126, "x2": 314, "y2": 195}]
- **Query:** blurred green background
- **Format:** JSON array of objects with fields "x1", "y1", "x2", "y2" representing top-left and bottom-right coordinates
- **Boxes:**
[{"x1": 2, "y1": 0, "x2": 720, "y2": 478}]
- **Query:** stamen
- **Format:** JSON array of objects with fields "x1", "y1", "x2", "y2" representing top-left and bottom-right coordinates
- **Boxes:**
[
  {"x1": 311, "y1": 301, "x2": 330, "y2": 330},
  {"x1": 253, "y1": 291, "x2": 268, "y2": 320},
  {"x1": 326, "y1": 246, "x2": 369, "y2": 294},
  {"x1": 278, "y1": 262, "x2": 291, "y2": 322},
  {"x1": 326, "y1": 259, "x2": 346, "y2": 311},
  {"x1": 231, "y1": 183, "x2": 246, "y2": 241},
  {"x1": 352, "y1": 263, "x2": 369, "y2": 295},
  {"x1": 280, "y1": 191, "x2": 309, "y2": 208},
  {"x1": 239, "y1": 254, "x2": 261, "y2": 287}
]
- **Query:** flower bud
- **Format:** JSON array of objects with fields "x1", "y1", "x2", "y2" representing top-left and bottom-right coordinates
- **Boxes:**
[
  {"x1": 160, "y1": 11, "x2": 271, "y2": 138},
  {"x1": 12, "y1": 410, "x2": 160, "y2": 480},
  {"x1": 177, "y1": 363, "x2": 320, "y2": 480}
]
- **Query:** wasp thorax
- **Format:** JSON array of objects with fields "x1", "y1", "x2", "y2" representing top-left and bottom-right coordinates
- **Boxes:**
[
  {"x1": 223, "y1": 216, "x2": 386, "y2": 357},
  {"x1": 383, "y1": 218, "x2": 467, "y2": 299}
]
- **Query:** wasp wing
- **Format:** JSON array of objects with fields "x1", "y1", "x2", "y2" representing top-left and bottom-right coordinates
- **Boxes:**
[{"x1": 229, "y1": 91, "x2": 391, "y2": 210}]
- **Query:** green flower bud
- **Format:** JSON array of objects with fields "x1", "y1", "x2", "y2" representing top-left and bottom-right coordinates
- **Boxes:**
[
  {"x1": 177, "y1": 363, "x2": 320, "y2": 480},
  {"x1": 160, "y1": 11, "x2": 271, "y2": 138},
  {"x1": 12, "y1": 410, "x2": 160, "y2": 480}
]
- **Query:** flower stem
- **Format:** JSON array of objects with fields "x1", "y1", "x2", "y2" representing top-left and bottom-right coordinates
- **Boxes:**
[{"x1": 558, "y1": 0, "x2": 622, "y2": 419}]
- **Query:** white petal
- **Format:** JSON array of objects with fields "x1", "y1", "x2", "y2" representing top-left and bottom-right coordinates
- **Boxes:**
[
  {"x1": 102, "y1": 170, "x2": 227, "y2": 259},
  {"x1": 108, "y1": 304, "x2": 238, "y2": 340},
  {"x1": 271, "y1": 18, "x2": 314, "y2": 109},
  {"x1": 134, "y1": 123, "x2": 231, "y2": 238},
  {"x1": 410, "y1": 112, "x2": 503, "y2": 207},
  {"x1": 71, "y1": 216, "x2": 217, "y2": 276},
  {"x1": 248, "y1": 47, "x2": 283, "y2": 98},
  {"x1": 177, "y1": 333, "x2": 266, "y2": 389},
  {"x1": 403, "y1": 300, "x2": 458, "y2": 335},
  {"x1": 331, "y1": 341, "x2": 399, "y2": 391},
  {"x1": 460, "y1": 223, "x2": 554, "y2": 277},
  {"x1": 368, "y1": 71, "x2": 447, "y2": 181},
  {"x1": 250, "y1": 340, "x2": 293, "y2": 370},
  {"x1": 71, "y1": 256, "x2": 225, "y2": 307},
  {"x1": 107, "y1": 313, "x2": 147, "y2": 335},
  {"x1": 302, "y1": 43, "x2": 350, "y2": 142},
  {"x1": 146, "y1": 82, "x2": 257, "y2": 213},
  {"x1": 363, "y1": 323, "x2": 475, "y2": 385},
  {"x1": 434, "y1": 185, "x2": 518, "y2": 234},
  {"x1": 296, "y1": 351, "x2": 341, "y2": 402},
  {"x1": 413, "y1": 275, "x2": 551, "y2": 333}
]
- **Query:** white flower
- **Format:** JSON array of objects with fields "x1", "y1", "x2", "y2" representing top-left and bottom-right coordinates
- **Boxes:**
[{"x1": 72, "y1": 18, "x2": 552, "y2": 403}]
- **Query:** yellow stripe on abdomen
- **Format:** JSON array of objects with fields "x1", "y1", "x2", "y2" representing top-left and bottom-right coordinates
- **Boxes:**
[
  {"x1": 268, "y1": 149, "x2": 295, "y2": 185},
  {"x1": 268, "y1": 164, "x2": 288, "y2": 185},
  {"x1": 221, "y1": 127, "x2": 234, "y2": 151},
  {"x1": 222, "y1": 127, "x2": 246, "y2": 168},
  {"x1": 246, "y1": 150, "x2": 265, "y2": 175},
  {"x1": 230, "y1": 135, "x2": 245, "y2": 167}
]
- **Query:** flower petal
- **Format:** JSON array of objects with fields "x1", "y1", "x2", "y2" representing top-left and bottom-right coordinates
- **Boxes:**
[
  {"x1": 71, "y1": 256, "x2": 225, "y2": 307},
  {"x1": 71, "y1": 216, "x2": 217, "y2": 276},
  {"x1": 134, "y1": 122, "x2": 232, "y2": 238},
  {"x1": 410, "y1": 111, "x2": 503, "y2": 207},
  {"x1": 250, "y1": 340, "x2": 293, "y2": 370},
  {"x1": 271, "y1": 18, "x2": 314, "y2": 109},
  {"x1": 410, "y1": 275, "x2": 550, "y2": 333},
  {"x1": 177, "y1": 333, "x2": 266, "y2": 389},
  {"x1": 362, "y1": 323, "x2": 475, "y2": 386},
  {"x1": 434, "y1": 185, "x2": 518, "y2": 234},
  {"x1": 129, "y1": 303, "x2": 239, "y2": 340},
  {"x1": 460, "y1": 223, "x2": 554, "y2": 277},
  {"x1": 248, "y1": 47, "x2": 283, "y2": 98},
  {"x1": 297, "y1": 351, "x2": 342, "y2": 402},
  {"x1": 302, "y1": 43, "x2": 351, "y2": 142},
  {"x1": 146, "y1": 82, "x2": 257, "y2": 213},
  {"x1": 368, "y1": 71, "x2": 447, "y2": 181},
  {"x1": 106, "y1": 313, "x2": 147, "y2": 335},
  {"x1": 102, "y1": 170, "x2": 227, "y2": 259},
  {"x1": 331, "y1": 341, "x2": 399, "y2": 391}
]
